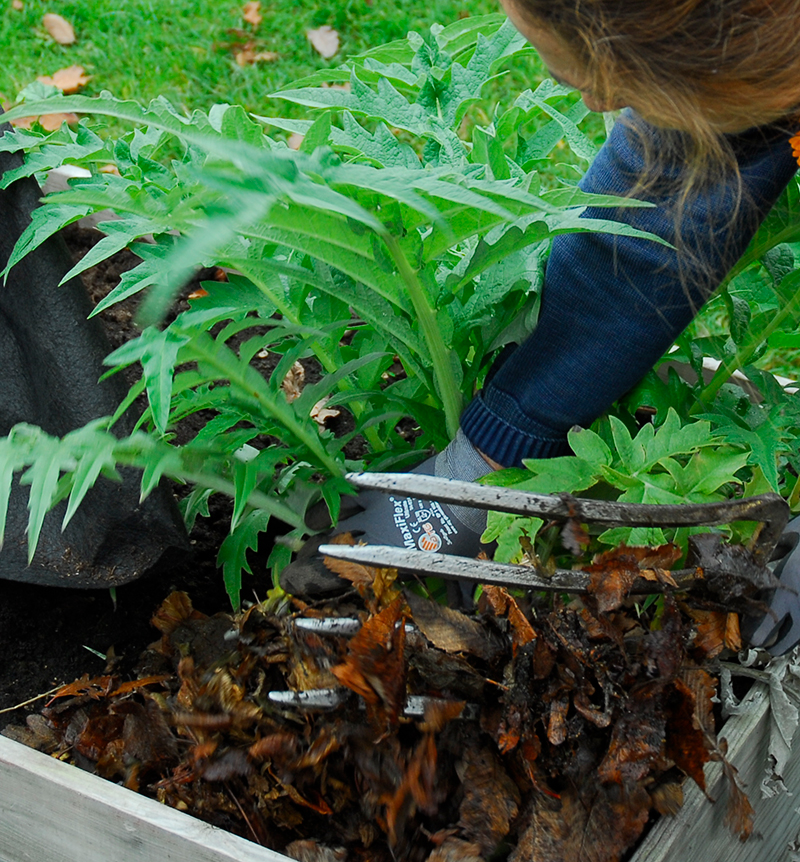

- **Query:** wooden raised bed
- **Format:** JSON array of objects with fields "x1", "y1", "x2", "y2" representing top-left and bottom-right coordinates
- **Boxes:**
[{"x1": 0, "y1": 679, "x2": 797, "y2": 862}]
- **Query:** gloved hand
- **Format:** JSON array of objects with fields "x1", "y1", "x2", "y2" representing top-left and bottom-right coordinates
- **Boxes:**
[
  {"x1": 280, "y1": 430, "x2": 494, "y2": 599},
  {"x1": 745, "y1": 515, "x2": 800, "y2": 655}
]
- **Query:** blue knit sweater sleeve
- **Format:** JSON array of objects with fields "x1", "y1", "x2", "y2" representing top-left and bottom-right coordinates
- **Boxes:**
[{"x1": 461, "y1": 111, "x2": 799, "y2": 467}]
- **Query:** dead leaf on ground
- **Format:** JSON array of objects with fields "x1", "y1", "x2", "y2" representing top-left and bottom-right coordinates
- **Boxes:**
[
  {"x1": 665, "y1": 676, "x2": 713, "y2": 791},
  {"x1": 511, "y1": 783, "x2": 650, "y2": 862},
  {"x1": 286, "y1": 840, "x2": 347, "y2": 862},
  {"x1": 311, "y1": 397, "x2": 340, "y2": 427},
  {"x1": 281, "y1": 361, "x2": 305, "y2": 402},
  {"x1": 43, "y1": 12, "x2": 76, "y2": 44},
  {"x1": 307, "y1": 25, "x2": 340, "y2": 59},
  {"x1": 478, "y1": 585, "x2": 536, "y2": 649},
  {"x1": 405, "y1": 590, "x2": 505, "y2": 661},
  {"x1": 456, "y1": 744, "x2": 520, "y2": 856},
  {"x1": 331, "y1": 596, "x2": 407, "y2": 727},
  {"x1": 12, "y1": 1, "x2": 24, "y2": 11},
  {"x1": 235, "y1": 44, "x2": 279, "y2": 66},
  {"x1": 242, "y1": 1, "x2": 263, "y2": 26},
  {"x1": 37, "y1": 65, "x2": 91, "y2": 94},
  {"x1": 323, "y1": 533, "x2": 401, "y2": 609},
  {"x1": 720, "y1": 752, "x2": 755, "y2": 841},
  {"x1": 584, "y1": 543, "x2": 681, "y2": 613},
  {"x1": 425, "y1": 838, "x2": 485, "y2": 862},
  {"x1": 597, "y1": 682, "x2": 667, "y2": 784}
]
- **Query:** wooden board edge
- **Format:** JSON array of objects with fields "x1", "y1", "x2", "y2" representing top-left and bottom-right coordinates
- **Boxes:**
[{"x1": 0, "y1": 735, "x2": 290, "y2": 862}]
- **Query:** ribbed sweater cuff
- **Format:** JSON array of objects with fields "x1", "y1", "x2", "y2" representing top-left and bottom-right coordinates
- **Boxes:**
[{"x1": 460, "y1": 394, "x2": 570, "y2": 468}]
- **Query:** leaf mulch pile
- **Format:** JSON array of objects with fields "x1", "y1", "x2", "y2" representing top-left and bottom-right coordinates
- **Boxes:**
[{"x1": 5, "y1": 540, "x2": 757, "y2": 862}]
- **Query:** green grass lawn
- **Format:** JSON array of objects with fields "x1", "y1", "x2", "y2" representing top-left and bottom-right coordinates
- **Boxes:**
[{"x1": 2, "y1": 0, "x2": 504, "y2": 114}]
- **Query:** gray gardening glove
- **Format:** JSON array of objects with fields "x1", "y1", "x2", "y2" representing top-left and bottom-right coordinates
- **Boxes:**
[
  {"x1": 280, "y1": 430, "x2": 494, "y2": 600},
  {"x1": 745, "y1": 515, "x2": 800, "y2": 655}
]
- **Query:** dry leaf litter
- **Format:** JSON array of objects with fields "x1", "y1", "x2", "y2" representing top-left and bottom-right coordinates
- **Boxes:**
[{"x1": 5, "y1": 538, "x2": 769, "y2": 862}]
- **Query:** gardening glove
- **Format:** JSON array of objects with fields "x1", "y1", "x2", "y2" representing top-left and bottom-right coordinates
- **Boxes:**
[
  {"x1": 280, "y1": 430, "x2": 494, "y2": 600},
  {"x1": 744, "y1": 515, "x2": 800, "y2": 655}
]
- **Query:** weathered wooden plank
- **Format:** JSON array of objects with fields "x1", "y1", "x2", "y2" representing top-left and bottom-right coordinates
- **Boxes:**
[
  {"x1": 0, "y1": 735, "x2": 289, "y2": 862},
  {"x1": 631, "y1": 683, "x2": 800, "y2": 862}
]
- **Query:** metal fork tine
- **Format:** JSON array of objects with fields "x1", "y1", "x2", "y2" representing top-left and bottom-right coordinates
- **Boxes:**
[
  {"x1": 345, "y1": 473, "x2": 789, "y2": 564},
  {"x1": 317, "y1": 543, "x2": 699, "y2": 593},
  {"x1": 319, "y1": 543, "x2": 590, "y2": 591}
]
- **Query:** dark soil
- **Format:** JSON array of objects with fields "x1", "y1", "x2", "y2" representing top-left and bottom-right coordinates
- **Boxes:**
[{"x1": 0, "y1": 225, "x2": 266, "y2": 722}]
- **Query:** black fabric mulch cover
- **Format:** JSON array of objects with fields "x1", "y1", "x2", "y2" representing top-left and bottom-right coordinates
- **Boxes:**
[{"x1": 0, "y1": 124, "x2": 187, "y2": 587}]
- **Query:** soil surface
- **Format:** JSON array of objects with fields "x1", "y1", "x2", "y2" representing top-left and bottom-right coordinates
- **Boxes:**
[{"x1": 0, "y1": 226, "x2": 263, "y2": 721}]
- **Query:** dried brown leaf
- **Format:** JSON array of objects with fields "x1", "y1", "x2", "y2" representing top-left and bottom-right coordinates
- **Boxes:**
[
  {"x1": 405, "y1": 590, "x2": 505, "y2": 661},
  {"x1": 311, "y1": 397, "x2": 340, "y2": 427},
  {"x1": 286, "y1": 840, "x2": 348, "y2": 862},
  {"x1": 332, "y1": 596, "x2": 407, "y2": 726},
  {"x1": 598, "y1": 682, "x2": 667, "y2": 784},
  {"x1": 584, "y1": 544, "x2": 682, "y2": 613},
  {"x1": 307, "y1": 25, "x2": 340, "y2": 59},
  {"x1": 48, "y1": 673, "x2": 113, "y2": 703},
  {"x1": 43, "y1": 12, "x2": 75, "y2": 44},
  {"x1": 511, "y1": 783, "x2": 651, "y2": 862},
  {"x1": 457, "y1": 745, "x2": 520, "y2": 856},
  {"x1": 425, "y1": 838, "x2": 485, "y2": 862},
  {"x1": 235, "y1": 45, "x2": 279, "y2": 65},
  {"x1": 720, "y1": 754, "x2": 755, "y2": 841},
  {"x1": 649, "y1": 780, "x2": 684, "y2": 816},
  {"x1": 151, "y1": 590, "x2": 207, "y2": 635},
  {"x1": 687, "y1": 608, "x2": 728, "y2": 659},
  {"x1": 281, "y1": 360, "x2": 305, "y2": 402},
  {"x1": 478, "y1": 585, "x2": 536, "y2": 648},
  {"x1": 546, "y1": 694, "x2": 569, "y2": 746},
  {"x1": 665, "y1": 676, "x2": 713, "y2": 790},
  {"x1": 242, "y1": 1, "x2": 263, "y2": 26},
  {"x1": 37, "y1": 65, "x2": 90, "y2": 93},
  {"x1": 725, "y1": 612, "x2": 742, "y2": 652}
]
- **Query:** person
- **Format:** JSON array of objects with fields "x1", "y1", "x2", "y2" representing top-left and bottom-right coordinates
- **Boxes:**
[{"x1": 281, "y1": 0, "x2": 800, "y2": 649}]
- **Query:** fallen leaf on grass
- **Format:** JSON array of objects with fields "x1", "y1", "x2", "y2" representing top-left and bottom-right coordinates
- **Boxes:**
[
  {"x1": 235, "y1": 44, "x2": 279, "y2": 66},
  {"x1": 37, "y1": 65, "x2": 91, "y2": 94},
  {"x1": 12, "y1": 1, "x2": 23, "y2": 11},
  {"x1": 307, "y1": 25, "x2": 340, "y2": 59},
  {"x1": 43, "y1": 12, "x2": 76, "y2": 44},
  {"x1": 242, "y1": 1, "x2": 262, "y2": 26}
]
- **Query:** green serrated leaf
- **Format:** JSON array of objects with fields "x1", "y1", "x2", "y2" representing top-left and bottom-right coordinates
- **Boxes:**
[{"x1": 217, "y1": 508, "x2": 271, "y2": 609}]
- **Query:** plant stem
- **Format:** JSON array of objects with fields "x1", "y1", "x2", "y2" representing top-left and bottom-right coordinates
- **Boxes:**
[
  {"x1": 233, "y1": 261, "x2": 386, "y2": 452},
  {"x1": 699, "y1": 272, "x2": 800, "y2": 404},
  {"x1": 384, "y1": 235, "x2": 462, "y2": 439},
  {"x1": 178, "y1": 471, "x2": 305, "y2": 528}
]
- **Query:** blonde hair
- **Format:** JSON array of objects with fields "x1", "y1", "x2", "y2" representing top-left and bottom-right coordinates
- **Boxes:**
[
  {"x1": 513, "y1": 0, "x2": 800, "y2": 138},
  {"x1": 512, "y1": 0, "x2": 800, "y2": 295}
]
